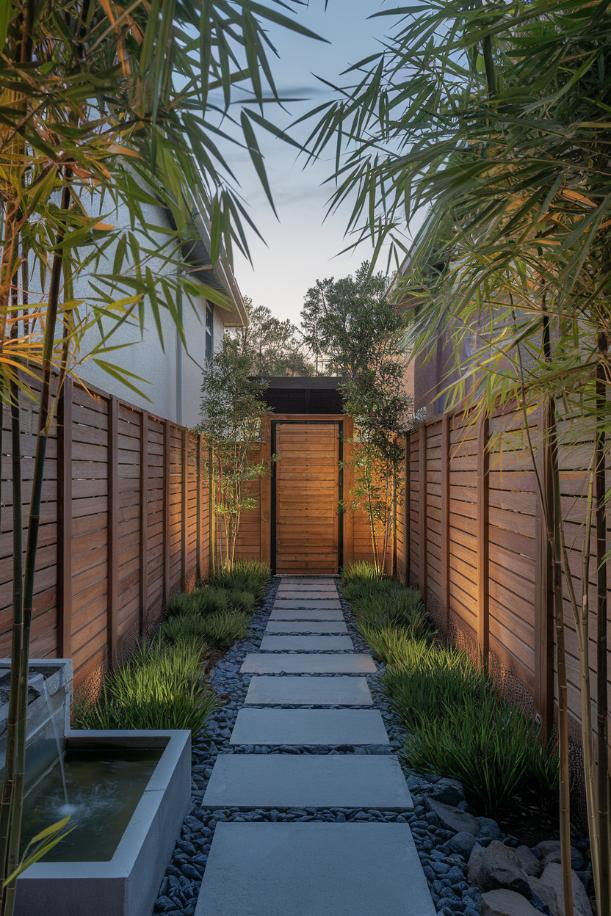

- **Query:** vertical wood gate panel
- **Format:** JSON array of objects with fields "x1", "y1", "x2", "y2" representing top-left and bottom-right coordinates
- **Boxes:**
[{"x1": 273, "y1": 422, "x2": 340, "y2": 574}]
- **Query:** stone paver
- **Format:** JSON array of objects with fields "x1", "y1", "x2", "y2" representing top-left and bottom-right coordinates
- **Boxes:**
[
  {"x1": 241, "y1": 653, "x2": 376, "y2": 674},
  {"x1": 274, "y1": 599, "x2": 342, "y2": 609},
  {"x1": 230, "y1": 708, "x2": 389, "y2": 745},
  {"x1": 259, "y1": 635, "x2": 353, "y2": 652},
  {"x1": 269, "y1": 608, "x2": 344, "y2": 621},
  {"x1": 245, "y1": 675, "x2": 373, "y2": 706},
  {"x1": 265, "y1": 620, "x2": 349, "y2": 634},
  {"x1": 276, "y1": 590, "x2": 338, "y2": 599},
  {"x1": 202, "y1": 754, "x2": 413, "y2": 809},
  {"x1": 195, "y1": 822, "x2": 436, "y2": 916}
]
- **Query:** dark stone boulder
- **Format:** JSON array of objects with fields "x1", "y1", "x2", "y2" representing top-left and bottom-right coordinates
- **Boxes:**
[
  {"x1": 467, "y1": 841, "x2": 531, "y2": 897},
  {"x1": 426, "y1": 798, "x2": 479, "y2": 836},
  {"x1": 481, "y1": 889, "x2": 542, "y2": 915}
]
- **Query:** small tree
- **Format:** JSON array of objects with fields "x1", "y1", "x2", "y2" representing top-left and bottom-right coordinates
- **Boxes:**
[
  {"x1": 200, "y1": 339, "x2": 268, "y2": 571},
  {"x1": 304, "y1": 263, "x2": 412, "y2": 574}
]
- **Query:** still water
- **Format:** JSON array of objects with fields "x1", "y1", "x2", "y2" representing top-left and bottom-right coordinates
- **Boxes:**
[{"x1": 21, "y1": 747, "x2": 161, "y2": 861}]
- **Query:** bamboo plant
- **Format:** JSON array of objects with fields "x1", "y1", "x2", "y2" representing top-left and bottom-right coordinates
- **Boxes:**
[
  {"x1": 0, "y1": 2, "x2": 320, "y2": 911},
  {"x1": 200, "y1": 337, "x2": 267, "y2": 573},
  {"x1": 302, "y1": 0, "x2": 610, "y2": 911}
]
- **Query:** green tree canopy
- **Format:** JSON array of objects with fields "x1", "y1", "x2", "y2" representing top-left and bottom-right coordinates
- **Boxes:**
[{"x1": 232, "y1": 298, "x2": 313, "y2": 377}]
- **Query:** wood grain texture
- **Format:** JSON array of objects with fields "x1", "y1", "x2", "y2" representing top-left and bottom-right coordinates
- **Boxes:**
[{"x1": 274, "y1": 422, "x2": 340, "y2": 574}]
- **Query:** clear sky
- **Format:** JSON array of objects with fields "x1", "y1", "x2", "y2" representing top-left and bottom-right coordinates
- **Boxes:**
[{"x1": 230, "y1": 1, "x2": 389, "y2": 324}]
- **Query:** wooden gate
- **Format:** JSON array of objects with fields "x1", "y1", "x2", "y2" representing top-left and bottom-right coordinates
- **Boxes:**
[{"x1": 271, "y1": 421, "x2": 342, "y2": 574}]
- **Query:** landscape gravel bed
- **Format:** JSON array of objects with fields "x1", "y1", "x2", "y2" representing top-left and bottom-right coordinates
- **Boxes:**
[{"x1": 154, "y1": 578, "x2": 580, "y2": 916}]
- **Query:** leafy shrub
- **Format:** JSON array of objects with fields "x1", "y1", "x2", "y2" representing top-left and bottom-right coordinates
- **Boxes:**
[
  {"x1": 404, "y1": 689, "x2": 559, "y2": 816},
  {"x1": 192, "y1": 610, "x2": 250, "y2": 647},
  {"x1": 74, "y1": 640, "x2": 217, "y2": 732}
]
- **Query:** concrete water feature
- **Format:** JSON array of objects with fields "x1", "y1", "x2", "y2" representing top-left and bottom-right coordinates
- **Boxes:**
[{"x1": 0, "y1": 661, "x2": 190, "y2": 916}]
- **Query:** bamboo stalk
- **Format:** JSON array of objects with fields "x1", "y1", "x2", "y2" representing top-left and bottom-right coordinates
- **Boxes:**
[
  {"x1": 3, "y1": 180, "x2": 69, "y2": 914},
  {"x1": 594, "y1": 332, "x2": 609, "y2": 915}
]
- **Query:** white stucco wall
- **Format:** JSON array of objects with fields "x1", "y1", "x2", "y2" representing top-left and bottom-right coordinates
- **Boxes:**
[{"x1": 75, "y1": 198, "x2": 230, "y2": 427}]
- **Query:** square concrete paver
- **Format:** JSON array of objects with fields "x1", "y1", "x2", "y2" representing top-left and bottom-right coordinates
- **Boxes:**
[
  {"x1": 195, "y1": 822, "x2": 436, "y2": 916},
  {"x1": 230, "y1": 708, "x2": 389, "y2": 745},
  {"x1": 259, "y1": 635, "x2": 354, "y2": 652},
  {"x1": 274, "y1": 603, "x2": 342, "y2": 613},
  {"x1": 269, "y1": 608, "x2": 344, "y2": 621},
  {"x1": 245, "y1": 675, "x2": 373, "y2": 706},
  {"x1": 276, "y1": 590, "x2": 338, "y2": 599},
  {"x1": 265, "y1": 620, "x2": 348, "y2": 634},
  {"x1": 202, "y1": 754, "x2": 412, "y2": 809},
  {"x1": 241, "y1": 653, "x2": 376, "y2": 674}
]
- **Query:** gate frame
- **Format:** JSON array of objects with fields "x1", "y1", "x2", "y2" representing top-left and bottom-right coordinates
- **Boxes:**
[{"x1": 269, "y1": 416, "x2": 345, "y2": 575}]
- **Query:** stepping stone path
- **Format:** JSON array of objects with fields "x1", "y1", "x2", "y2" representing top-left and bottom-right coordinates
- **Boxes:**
[{"x1": 196, "y1": 576, "x2": 436, "y2": 916}]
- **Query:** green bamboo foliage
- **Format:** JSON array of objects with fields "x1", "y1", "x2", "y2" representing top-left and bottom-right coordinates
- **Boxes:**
[
  {"x1": 0, "y1": 3, "x2": 319, "y2": 911},
  {"x1": 303, "y1": 1, "x2": 610, "y2": 912}
]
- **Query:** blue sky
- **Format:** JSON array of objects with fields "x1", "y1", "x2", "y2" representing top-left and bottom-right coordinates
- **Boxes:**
[{"x1": 230, "y1": 0, "x2": 389, "y2": 324}]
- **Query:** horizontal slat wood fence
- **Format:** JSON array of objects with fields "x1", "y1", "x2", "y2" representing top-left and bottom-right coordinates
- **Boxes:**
[
  {"x1": 1, "y1": 379, "x2": 210, "y2": 694},
  {"x1": 397, "y1": 406, "x2": 610, "y2": 751}
]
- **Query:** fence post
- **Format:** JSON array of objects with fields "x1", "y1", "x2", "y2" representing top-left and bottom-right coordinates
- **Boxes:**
[
  {"x1": 196, "y1": 434, "x2": 202, "y2": 583},
  {"x1": 477, "y1": 413, "x2": 489, "y2": 667},
  {"x1": 208, "y1": 444, "x2": 216, "y2": 573},
  {"x1": 140, "y1": 412, "x2": 148, "y2": 637},
  {"x1": 57, "y1": 377, "x2": 73, "y2": 658},
  {"x1": 440, "y1": 414, "x2": 450, "y2": 632},
  {"x1": 405, "y1": 433, "x2": 410, "y2": 585},
  {"x1": 181, "y1": 428, "x2": 188, "y2": 591},
  {"x1": 342, "y1": 416, "x2": 354, "y2": 569},
  {"x1": 163, "y1": 421, "x2": 171, "y2": 605},
  {"x1": 259, "y1": 416, "x2": 272, "y2": 568},
  {"x1": 535, "y1": 402, "x2": 554, "y2": 738},
  {"x1": 418, "y1": 424, "x2": 427, "y2": 600},
  {"x1": 108, "y1": 396, "x2": 119, "y2": 667}
]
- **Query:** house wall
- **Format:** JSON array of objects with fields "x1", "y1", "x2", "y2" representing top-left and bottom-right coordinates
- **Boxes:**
[{"x1": 74, "y1": 198, "x2": 228, "y2": 427}]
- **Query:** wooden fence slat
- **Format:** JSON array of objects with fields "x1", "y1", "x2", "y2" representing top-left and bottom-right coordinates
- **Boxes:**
[{"x1": 58, "y1": 378, "x2": 73, "y2": 658}]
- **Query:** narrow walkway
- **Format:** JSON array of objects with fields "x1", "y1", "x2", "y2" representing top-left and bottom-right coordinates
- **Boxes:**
[{"x1": 195, "y1": 576, "x2": 436, "y2": 916}]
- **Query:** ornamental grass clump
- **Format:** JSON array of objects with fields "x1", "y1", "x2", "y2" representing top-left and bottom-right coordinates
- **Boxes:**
[
  {"x1": 404, "y1": 689, "x2": 559, "y2": 817},
  {"x1": 210, "y1": 560, "x2": 270, "y2": 598},
  {"x1": 193, "y1": 610, "x2": 250, "y2": 647},
  {"x1": 344, "y1": 562, "x2": 559, "y2": 820},
  {"x1": 74, "y1": 640, "x2": 217, "y2": 733}
]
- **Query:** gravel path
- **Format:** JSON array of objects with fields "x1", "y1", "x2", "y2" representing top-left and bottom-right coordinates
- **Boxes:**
[{"x1": 153, "y1": 577, "x2": 484, "y2": 916}]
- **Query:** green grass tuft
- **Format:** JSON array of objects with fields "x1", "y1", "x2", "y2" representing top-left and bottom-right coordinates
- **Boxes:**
[
  {"x1": 192, "y1": 610, "x2": 250, "y2": 647},
  {"x1": 343, "y1": 567, "x2": 559, "y2": 819},
  {"x1": 226, "y1": 588, "x2": 256, "y2": 614},
  {"x1": 73, "y1": 639, "x2": 217, "y2": 732},
  {"x1": 209, "y1": 560, "x2": 269, "y2": 596},
  {"x1": 404, "y1": 688, "x2": 559, "y2": 816}
]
